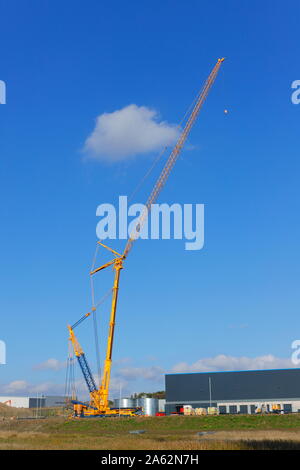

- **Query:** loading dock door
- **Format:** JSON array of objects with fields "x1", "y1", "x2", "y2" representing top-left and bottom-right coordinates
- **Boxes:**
[
  {"x1": 239, "y1": 405, "x2": 248, "y2": 414},
  {"x1": 283, "y1": 404, "x2": 292, "y2": 413}
]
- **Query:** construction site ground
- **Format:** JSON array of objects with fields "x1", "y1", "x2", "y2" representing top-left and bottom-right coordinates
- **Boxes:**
[{"x1": 1, "y1": 405, "x2": 300, "y2": 450}]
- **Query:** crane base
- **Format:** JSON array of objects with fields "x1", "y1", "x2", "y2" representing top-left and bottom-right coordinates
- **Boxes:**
[{"x1": 72, "y1": 403, "x2": 142, "y2": 418}]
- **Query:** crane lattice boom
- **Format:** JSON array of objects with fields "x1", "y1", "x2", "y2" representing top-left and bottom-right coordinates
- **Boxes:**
[
  {"x1": 68, "y1": 58, "x2": 225, "y2": 417},
  {"x1": 123, "y1": 58, "x2": 224, "y2": 258}
]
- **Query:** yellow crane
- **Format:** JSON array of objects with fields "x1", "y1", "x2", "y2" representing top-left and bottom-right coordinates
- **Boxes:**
[{"x1": 68, "y1": 58, "x2": 225, "y2": 417}]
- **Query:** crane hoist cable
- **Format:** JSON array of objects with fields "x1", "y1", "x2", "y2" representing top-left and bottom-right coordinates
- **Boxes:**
[
  {"x1": 90, "y1": 243, "x2": 101, "y2": 386},
  {"x1": 65, "y1": 340, "x2": 77, "y2": 405},
  {"x1": 68, "y1": 285, "x2": 113, "y2": 395},
  {"x1": 127, "y1": 145, "x2": 169, "y2": 204},
  {"x1": 127, "y1": 80, "x2": 210, "y2": 205},
  {"x1": 92, "y1": 303, "x2": 101, "y2": 387}
]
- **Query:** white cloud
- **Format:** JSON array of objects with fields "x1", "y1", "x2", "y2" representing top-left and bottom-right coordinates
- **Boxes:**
[
  {"x1": 2, "y1": 380, "x2": 28, "y2": 393},
  {"x1": 172, "y1": 354, "x2": 297, "y2": 374},
  {"x1": 113, "y1": 357, "x2": 132, "y2": 366},
  {"x1": 84, "y1": 104, "x2": 180, "y2": 161},
  {"x1": 0, "y1": 380, "x2": 64, "y2": 395},
  {"x1": 3, "y1": 354, "x2": 295, "y2": 400},
  {"x1": 33, "y1": 358, "x2": 66, "y2": 371},
  {"x1": 116, "y1": 365, "x2": 164, "y2": 382}
]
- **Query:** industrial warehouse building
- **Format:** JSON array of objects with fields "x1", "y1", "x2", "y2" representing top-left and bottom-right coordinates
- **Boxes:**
[
  {"x1": 0, "y1": 396, "x2": 66, "y2": 408},
  {"x1": 165, "y1": 369, "x2": 300, "y2": 414}
]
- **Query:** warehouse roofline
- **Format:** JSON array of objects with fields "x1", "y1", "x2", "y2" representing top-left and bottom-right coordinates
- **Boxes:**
[{"x1": 166, "y1": 368, "x2": 300, "y2": 375}]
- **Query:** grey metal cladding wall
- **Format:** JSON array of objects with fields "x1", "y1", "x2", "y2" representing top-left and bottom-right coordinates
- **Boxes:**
[
  {"x1": 29, "y1": 397, "x2": 46, "y2": 408},
  {"x1": 166, "y1": 369, "x2": 300, "y2": 402},
  {"x1": 44, "y1": 396, "x2": 67, "y2": 407}
]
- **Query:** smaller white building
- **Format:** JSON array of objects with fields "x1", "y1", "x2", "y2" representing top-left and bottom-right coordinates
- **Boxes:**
[
  {"x1": 0, "y1": 396, "x2": 31, "y2": 408},
  {"x1": 0, "y1": 395, "x2": 67, "y2": 408}
]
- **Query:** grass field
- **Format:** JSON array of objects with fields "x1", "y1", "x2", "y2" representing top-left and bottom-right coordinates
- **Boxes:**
[{"x1": 1, "y1": 414, "x2": 300, "y2": 449}]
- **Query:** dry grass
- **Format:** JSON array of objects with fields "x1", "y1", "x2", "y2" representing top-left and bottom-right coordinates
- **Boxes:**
[
  {"x1": 1, "y1": 412, "x2": 300, "y2": 450},
  {"x1": 0, "y1": 403, "x2": 33, "y2": 418},
  {"x1": 1, "y1": 429, "x2": 300, "y2": 450}
]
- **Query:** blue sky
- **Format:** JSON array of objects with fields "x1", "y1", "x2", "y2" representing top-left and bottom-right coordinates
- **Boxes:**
[{"x1": 0, "y1": 0, "x2": 299, "y2": 399}]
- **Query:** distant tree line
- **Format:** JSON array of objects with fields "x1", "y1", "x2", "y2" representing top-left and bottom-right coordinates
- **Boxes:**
[{"x1": 130, "y1": 391, "x2": 165, "y2": 399}]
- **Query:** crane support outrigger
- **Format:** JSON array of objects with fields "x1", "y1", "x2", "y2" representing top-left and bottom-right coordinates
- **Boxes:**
[{"x1": 68, "y1": 58, "x2": 225, "y2": 417}]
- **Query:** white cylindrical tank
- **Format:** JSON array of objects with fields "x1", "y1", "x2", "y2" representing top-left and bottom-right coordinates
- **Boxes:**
[
  {"x1": 113, "y1": 398, "x2": 137, "y2": 409},
  {"x1": 158, "y1": 399, "x2": 165, "y2": 412},
  {"x1": 139, "y1": 398, "x2": 159, "y2": 416}
]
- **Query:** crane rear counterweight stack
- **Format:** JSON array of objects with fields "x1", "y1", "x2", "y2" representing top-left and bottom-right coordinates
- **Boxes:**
[{"x1": 67, "y1": 58, "x2": 225, "y2": 418}]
